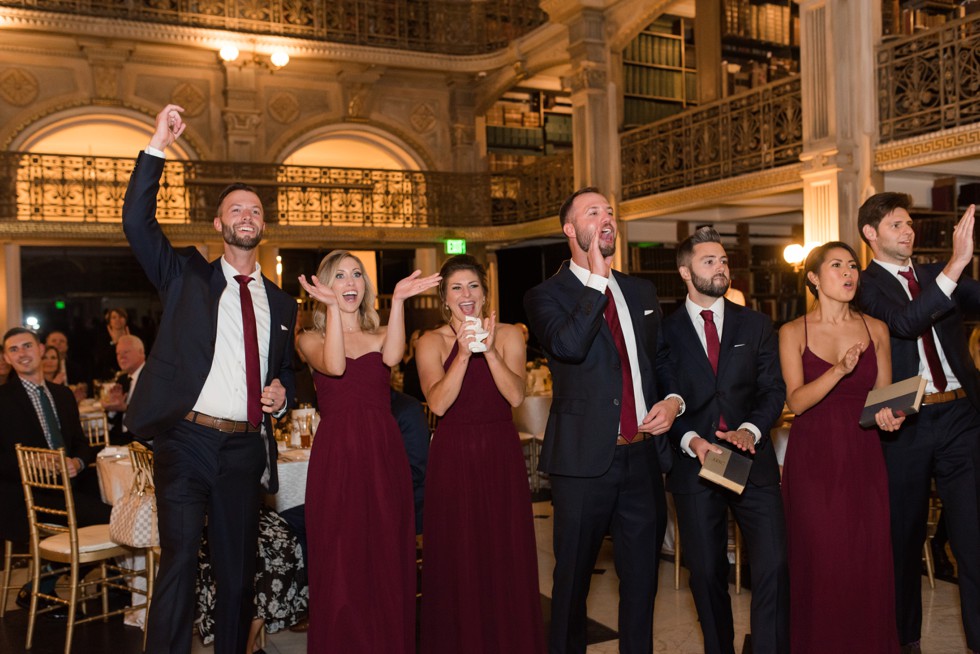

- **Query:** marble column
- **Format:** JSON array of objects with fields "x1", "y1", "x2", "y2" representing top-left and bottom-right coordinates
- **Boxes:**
[
  {"x1": 0, "y1": 243, "x2": 22, "y2": 330},
  {"x1": 799, "y1": 0, "x2": 880, "y2": 248}
]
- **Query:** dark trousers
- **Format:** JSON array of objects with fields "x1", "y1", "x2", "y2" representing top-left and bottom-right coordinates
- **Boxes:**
[
  {"x1": 549, "y1": 437, "x2": 666, "y2": 654},
  {"x1": 145, "y1": 420, "x2": 264, "y2": 654},
  {"x1": 881, "y1": 397, "x2": 980, "y2": 650},
  {"x1": 674, "y1": 484, "x2": 789, "y2": 654},
  {"x1": 390, "y1": 388, "x2": 430, "y2": 535}
]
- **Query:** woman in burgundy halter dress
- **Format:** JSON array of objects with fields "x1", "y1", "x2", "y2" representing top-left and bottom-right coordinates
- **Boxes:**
[
  {"x1": 297, "y1": 250, "x2": 440, "y2": 653},
  {"x1": 416, "y1": 255, "x2": 545, "y2": 654},
  {"x1": 778, "y1": 242, "x2": 903, "y2": 653}
]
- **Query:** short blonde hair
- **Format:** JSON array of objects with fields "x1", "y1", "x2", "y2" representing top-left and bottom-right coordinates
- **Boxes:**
[{"x1": 311, "y1": 250, "x2": 380, "y2": 334}]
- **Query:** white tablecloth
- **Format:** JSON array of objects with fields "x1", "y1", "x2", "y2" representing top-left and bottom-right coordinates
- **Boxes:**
[{"x1": 270, "y1": 447, "x2": 311, "y2": 512}]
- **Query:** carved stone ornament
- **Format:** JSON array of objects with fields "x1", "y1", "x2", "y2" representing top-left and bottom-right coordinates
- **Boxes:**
[
  {"x1": 410, "y1": 103, "x2": 437, "y2": 134},
  {"x1": 268, "y1": 91, "x2": 301, "y2": 124},
  {"x1": 223, "y1": 110, "x2": 262, "y2": 132},
  {"x1": 93, "y1": 64, "x2": 119, "y2": 101},
  {"x1": 0, "y1": 68, "x2": 40, "y2": 106},
  {"x1": 566, "y1": 67, "x2": 607, "y2": 93},
  {"x1": 172, "y1": 82, "x2": 207, "y2": 117}
]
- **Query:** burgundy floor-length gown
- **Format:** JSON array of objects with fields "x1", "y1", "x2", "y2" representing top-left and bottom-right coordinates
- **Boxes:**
[
  {"x1": 305, "y1": 352, "x2": 416, "y2": 653},
  {"x1": 781, "y1": 318, "x2": 900, "y2": 653},
  {"x1": 421, "y1": 342, "x2": 545, "y2": 654}
]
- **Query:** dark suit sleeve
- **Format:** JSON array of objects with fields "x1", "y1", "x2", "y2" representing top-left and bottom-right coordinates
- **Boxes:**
[
  {"x1": 741, "y1": 316, "x2": 786, "y2": 448},
  {"x1": 122, "y1": 151, "x2": 184, "y2": 290},
  {"x1": 859, "y1": 264, "x2": 956, "y2": 339},
  {"x1": 278, "y1": 299, "x2": 298, "y2": 413},
  {"x1": 56, "y1": 386, "x2": 95, "y2": 466},
  {"x1": 524, "y1": 281, "x2": 608, "y2": 363}
]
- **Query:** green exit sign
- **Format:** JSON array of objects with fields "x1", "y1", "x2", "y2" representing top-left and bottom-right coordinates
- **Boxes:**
[
  {"x1": 445, "y1": 239, "x2": 466, "y2": 255},
  {"x1": 55, "y1": 301, "x2": 66, "y2": 310}
]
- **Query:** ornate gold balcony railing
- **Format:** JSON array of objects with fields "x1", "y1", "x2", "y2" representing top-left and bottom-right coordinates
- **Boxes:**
[
  {"x1": 877, "y1": 12, "x2": 980, "y2": 143},
  {"x1": 0, "y1": 0, "x2": 547, "y2": 55},
  {"x1": 0, "y1": 152, "x2": 570, "y2": 228},
  {"x1": 620, "y1": 76, "x2": 803, "y2": 200}
]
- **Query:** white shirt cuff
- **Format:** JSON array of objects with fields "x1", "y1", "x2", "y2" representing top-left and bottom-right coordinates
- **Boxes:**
[
  {"x1": 936, "y1": 271, "x2": 956, "y2": 298},
  {"x1": 273, "y1": 404, "x2": 289, "y2": 419},
  {"x1": 145, "y1": 145, "x2": 165, "y2": 159},
  {"x1": 586, "y1": 274, "x2": 609, "y2": 293},
  {"x1": 681, "y1": 431, "x2": 699, "y2": 457}
]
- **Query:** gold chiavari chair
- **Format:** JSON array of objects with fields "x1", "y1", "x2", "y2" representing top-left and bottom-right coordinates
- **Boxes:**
[
  {"x1": 0, "y1": 538, "x2": 32, "y2": 618},
  {"x1": 16, "y1": 445, "x2": 152, "y2": 654},
  {"x1": 80, "y1": 411, "x2": 110, "y2": 449}
]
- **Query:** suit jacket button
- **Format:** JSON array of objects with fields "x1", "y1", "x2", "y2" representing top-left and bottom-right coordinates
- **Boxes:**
[{"x1": 613, "y1": 398, "x2": 620, "y2": 406}]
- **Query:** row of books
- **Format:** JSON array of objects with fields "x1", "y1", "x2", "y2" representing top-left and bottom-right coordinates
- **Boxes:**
[
  {"x1": 486, "y1": 125, "x2": 545, "y2": 150},
  {"x1": 725, "y1": 2, "x2": 800, "y2": 46},
  {"x1": 897, "y1": 6, "x2": 965, "y2": 33},
  {"x1": 623, "y1": 65, "x2": 697, "y2": 102},
  {"x1": 485, "y1": 106, "x2": 541, "y2": 128},
  {"x1": 721, "y1": 57, "x2": 798, "y2": 96},
  {"x1": 622, "y1": 99, "x2": 684, "y2": 127},
  {"x1": 623, "y1": 33, "x2": 690, "y2": 69}
]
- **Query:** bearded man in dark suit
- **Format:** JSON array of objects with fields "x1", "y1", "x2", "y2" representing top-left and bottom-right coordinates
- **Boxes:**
[
  {"x1": 524, "y1": 187, "x2": 683, "y2": 654},
  {"x1": 122, "y1": 104, "x2": 297, "y2": 654}
]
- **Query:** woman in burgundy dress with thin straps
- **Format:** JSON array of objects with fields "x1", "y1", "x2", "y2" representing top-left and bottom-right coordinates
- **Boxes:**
[
  {"x1": 416, "y1": 255, "x2": 545, "y2": 654},
  {"x1": 778, "y1": 242, "x2": 903, "y2": 653},
  {"x1": 297, "y1": 250, "x2": 440, "y2": 653}
]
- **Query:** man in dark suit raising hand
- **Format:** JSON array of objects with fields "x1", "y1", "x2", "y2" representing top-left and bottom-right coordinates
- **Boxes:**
[
  {"x1": 525, "y1": 187, "x2": 683, "y2": 654},
  {"x1": 122, "y1": 105, "x2": 297, "y2": 654}
]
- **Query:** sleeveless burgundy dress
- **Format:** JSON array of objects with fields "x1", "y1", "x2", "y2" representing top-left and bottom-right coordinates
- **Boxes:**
[
  {"x1": 420, "y1": 343, "x2": 545, "y2": 654},
  {"x1": 781, "y1": 317, "x2": 899, "y2": 653},
  {"x1": 305, "y1": 352, "x2": 416, "y2": 653}
]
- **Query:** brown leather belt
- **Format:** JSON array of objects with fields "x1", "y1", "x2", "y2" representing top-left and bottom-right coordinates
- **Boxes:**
[
  {"x1": 616, "y1": 432, "x2": 653, "y2": 446},
  {"x1": 921, "y1": 388, "x2": 966, "y2": 405},
  {"x1": 184, "y1": 411, "x2": 261, "y2": 433}
]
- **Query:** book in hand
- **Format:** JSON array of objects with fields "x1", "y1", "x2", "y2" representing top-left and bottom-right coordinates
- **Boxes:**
[
  {"x1": 859, "y1": 375, "x2": 926, "y2": 429},
  {"x1": 698, "y1": 446, "x2": 752, "y2": 495}
]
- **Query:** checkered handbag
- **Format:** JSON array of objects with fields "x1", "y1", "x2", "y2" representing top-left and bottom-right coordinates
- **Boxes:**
[{"x1": 109, "y1": 466, "x2": 159, "y2": 548}]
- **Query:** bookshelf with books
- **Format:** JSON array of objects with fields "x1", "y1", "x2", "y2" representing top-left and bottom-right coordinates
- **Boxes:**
[
  {"x1": 622, "y1": 15, "x2": 698, "y2": 130},
  {"x1": 882, "y1": 0, "x2": 969, "y2": 37},
  {"x1": 747, "y1": 244, "x2": 804, "y2": 325},
  {"x1": 485, "y1": 89, "x2": 572, "y2": 168},
  {"x1": 720, "y1": 0, "x2": 800, "y2": 97},
  {"x1": 629, "y1": 244, "x2": 688, "y2": 308}
]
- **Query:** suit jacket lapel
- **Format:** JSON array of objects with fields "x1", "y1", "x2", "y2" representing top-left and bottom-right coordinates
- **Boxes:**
[
  {"x1": 262, "y1": 275, "x2": 283, "y2": 384},
  {"x1": 209, "y1": 259, "x2": 226, "y2": 342},
  {"x1": 866, "y1": 260, "x2": 910, "y2": 305},
  {"x1": 675, "y1": 310, "x2": 716, "y2": 380}
]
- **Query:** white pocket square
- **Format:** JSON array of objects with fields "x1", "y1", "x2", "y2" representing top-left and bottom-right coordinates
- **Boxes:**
[
  {"x1": 734, "y1": 343, "x2": 745, "y2": 348},
  {"x1": 280, "y1": 324, "x2": 289, "y2": 331},
  {"x1": 644, "y1": 309, "x2": 655, "y2": 316}
]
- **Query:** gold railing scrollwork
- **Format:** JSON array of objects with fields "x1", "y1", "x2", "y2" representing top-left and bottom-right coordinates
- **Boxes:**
[
  {"x1": 0, "y1": 152, "x2": 569, "y2": 228},
  {"x1": 620, "y1": 77, "x2": 803, "y2": 200},
  {"x1": 877, "y1": 12, "x2": 980, "y2": 143}
]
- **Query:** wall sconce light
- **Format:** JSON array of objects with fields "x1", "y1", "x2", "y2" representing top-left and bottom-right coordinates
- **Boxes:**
[
  {"x1": 783, "y1": 242, "x2": 820, "y2": 272},
  {"x1": 218, "y1": 44, "x2": 289, "y2": 71}
]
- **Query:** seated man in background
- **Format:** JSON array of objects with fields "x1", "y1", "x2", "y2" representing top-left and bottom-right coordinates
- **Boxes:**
[
  {"x1": 103, "y1": 334, "x2": 147, "y2": 445},
  {"x1": 0, "y1": 327, "x2": 109, "y2": 615}
]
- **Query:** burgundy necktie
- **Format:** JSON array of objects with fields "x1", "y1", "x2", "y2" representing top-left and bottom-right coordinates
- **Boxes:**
[
  {"x1": 701, "y1": 309, "x2": 728, "y2": 431},
  {"x1": 604, "y1": 288, "x2": 638, "y2": 441},
  {"x1": 897, "y1": 269, "x2": 947, "y2": 392},
  {"x1": 235, "y1": 275, "x2": 263, "y2": 426}
]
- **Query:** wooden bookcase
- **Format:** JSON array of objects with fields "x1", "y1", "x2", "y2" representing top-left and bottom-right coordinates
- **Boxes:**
[
  {"x1": 621, "y1": 15, "x2": 698, "y2": 129},
  {"x1": 485, "y1": 89, "x2": 572, "y2": 169}
]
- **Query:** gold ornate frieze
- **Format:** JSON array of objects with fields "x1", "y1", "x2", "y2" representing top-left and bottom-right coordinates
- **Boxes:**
[
  {"x1": 874, "y1": 123, "x2": 980, "y2": 171},
  {"x1": 620, "y1": 164, "x2": 804, "y2": 219}
]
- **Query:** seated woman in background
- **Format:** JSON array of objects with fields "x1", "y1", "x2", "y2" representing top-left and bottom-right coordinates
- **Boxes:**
[
  {"x1": 41, "y1": 345, "x2": 66, "y2": 385},
  {"x1": 195, "y1": 504, "x2": 308, "y2": 654},
  {"x1": 778, "y1": 241, "x2": 903, "y2": 654}
]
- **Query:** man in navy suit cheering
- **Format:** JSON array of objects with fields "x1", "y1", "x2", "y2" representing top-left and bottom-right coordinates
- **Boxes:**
[
  {"x1": 525, "y1": 187, "x2": 682, "y2": 654},
  {"x1": 858, "y1": 192, "x2": 980, "y2": 654},
  {"x1": 123, "y1": 105, "x2": 297, "y2": 654}
]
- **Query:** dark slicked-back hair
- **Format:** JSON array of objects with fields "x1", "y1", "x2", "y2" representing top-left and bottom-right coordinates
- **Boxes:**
[
  {"x1": 559, "y1": 186, "x2": 603, "y2": 227},
  {"x1": 215, "y1": 182, "x2": 260, "y2": 216},
  {"x1": 803, "y1": 241, "x2": 860, "y2": 299},
  {"x1": 3, "y1": 327, "x2": 39, "y2": 346},
  {"x1": 858, "y1": 192, "x2": 913, "y2": 247},
  {"x1": 676, "y1": 226, "x2": 723, "y2": 269}
]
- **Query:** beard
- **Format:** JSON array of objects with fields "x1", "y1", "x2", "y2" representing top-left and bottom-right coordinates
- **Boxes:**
[
  {"x1": 222, "y1": 222, "x2": 263, "y2": 250},
  {"x1": 691, "y1": 270, "x2": 730, "y2": 298},
  {"x1": 576, "y1": 227, "x2": 616, "y2": 258}
]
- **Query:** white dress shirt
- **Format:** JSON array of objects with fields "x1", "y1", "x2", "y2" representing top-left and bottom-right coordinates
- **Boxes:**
[
  {"x1": 872, "y1": 259, "x2": 960, "y2": 394},
  {"x1": 192, "y1": 257, "x2": 272, "y2": 421},
  {"x1": 679, "y1": 296, "x2": 761, "y2": 457}
]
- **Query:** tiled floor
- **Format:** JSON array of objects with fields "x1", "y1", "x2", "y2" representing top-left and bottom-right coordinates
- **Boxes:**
[{"x1": 1, "y1": 499, "x2": 970, "y2": 653}]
